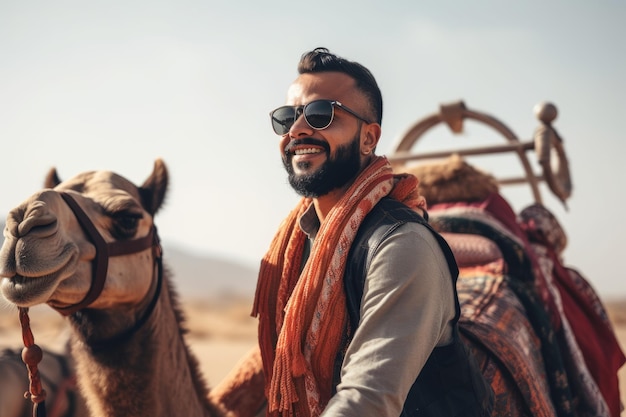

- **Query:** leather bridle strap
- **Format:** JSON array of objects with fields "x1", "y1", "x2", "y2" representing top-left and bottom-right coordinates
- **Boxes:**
[{"x1": 56, "y1": 192, "x2": 156, "y2": 316}]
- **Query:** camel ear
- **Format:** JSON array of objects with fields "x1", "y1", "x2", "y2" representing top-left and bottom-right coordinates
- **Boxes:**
[
  {"x1": 44, "y1": 168, "x2": 61, "y2": 189},
  {"x1": 139, "y1": 158, "x2": 169, "y2": 216}
]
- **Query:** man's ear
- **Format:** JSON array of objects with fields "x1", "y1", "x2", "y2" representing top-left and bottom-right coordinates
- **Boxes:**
[{"x1": 362, "y1": 123, "x2": 381, "y2": 154}]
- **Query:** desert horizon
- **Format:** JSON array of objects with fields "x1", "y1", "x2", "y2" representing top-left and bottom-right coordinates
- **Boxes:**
[{"x1": 1, "y1": 295, "x2": 625, "y2": 415}]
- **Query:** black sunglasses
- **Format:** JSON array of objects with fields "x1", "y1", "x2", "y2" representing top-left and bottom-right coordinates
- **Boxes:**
[{"x1": 269, "y1": 99, "x2": 372, "y2": 135}]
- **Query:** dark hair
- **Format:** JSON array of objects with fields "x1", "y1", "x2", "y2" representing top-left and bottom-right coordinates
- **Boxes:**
[{"x1": 297, "y1": 47, "x2": 383, "y2": 125}]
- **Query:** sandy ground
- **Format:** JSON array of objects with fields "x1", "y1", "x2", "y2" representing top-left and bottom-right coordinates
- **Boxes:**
[{"x1": 1, "y1": 297, "x2": 625, "y2": 415}]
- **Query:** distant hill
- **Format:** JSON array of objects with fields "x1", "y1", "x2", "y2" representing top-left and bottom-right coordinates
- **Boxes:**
[
  {"x1": 163, "y1": 244, "x2": 258, "y2": 301},
  {"x1": 0, "y1": 220, "x2": 258, "y2": 302}
]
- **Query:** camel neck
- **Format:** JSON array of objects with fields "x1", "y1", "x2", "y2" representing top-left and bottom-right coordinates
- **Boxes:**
[
  {"x1": 71, "y1": 258, "x2": 163, "y2": 352},
  {"x1": 69, "y1": 276, "x2": 221, "y2": 417}
]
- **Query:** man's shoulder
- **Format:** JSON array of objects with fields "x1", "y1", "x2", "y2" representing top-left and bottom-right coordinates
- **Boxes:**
[
  {"x1": 363, "y1": 197, "x2": 427, "y2": 230},
  {"x1": 350, "y1": 197, "x2": 429, "y2": 261},
  {"x1": 353, "y1": 197, "x2": 457, "y2": 279}
]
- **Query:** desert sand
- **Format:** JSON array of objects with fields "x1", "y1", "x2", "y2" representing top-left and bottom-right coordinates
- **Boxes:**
[{"x1": 1, "y1": 296, "x2": 625, "y2": 415}]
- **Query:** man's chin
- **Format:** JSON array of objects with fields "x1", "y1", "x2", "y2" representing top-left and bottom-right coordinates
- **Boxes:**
[{"x1": 289, "y1": 174, "x2": 326, "y2": 198}]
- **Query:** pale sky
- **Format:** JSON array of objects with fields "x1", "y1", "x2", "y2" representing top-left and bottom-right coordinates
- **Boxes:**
[{"x1": 1, "y1": 1, "x2": 625, "y2": 298}]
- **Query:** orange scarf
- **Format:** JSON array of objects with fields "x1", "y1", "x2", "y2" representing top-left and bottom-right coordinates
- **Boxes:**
[{"x1": 252, "y1": 156, "x2": 426, "y2": 416}]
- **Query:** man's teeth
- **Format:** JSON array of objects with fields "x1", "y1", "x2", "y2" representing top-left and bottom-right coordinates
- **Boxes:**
[{"x1": 294, "y1": 148, "x2": 322, "y2": 155}]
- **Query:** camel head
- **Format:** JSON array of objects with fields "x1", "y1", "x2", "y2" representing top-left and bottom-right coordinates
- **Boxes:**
[{"x1": 0, "y1": 159, "x2": 168, "y2": 316}]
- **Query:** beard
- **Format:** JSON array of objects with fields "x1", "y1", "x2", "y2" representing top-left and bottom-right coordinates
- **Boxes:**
[{"x1": 283, "y1": 131, "x2": 362, "y2": 198}]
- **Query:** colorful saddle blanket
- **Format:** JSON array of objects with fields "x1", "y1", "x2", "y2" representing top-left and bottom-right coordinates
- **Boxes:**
[{"x1": 429, "y1": 193, "x2": 620, "y2": 417}]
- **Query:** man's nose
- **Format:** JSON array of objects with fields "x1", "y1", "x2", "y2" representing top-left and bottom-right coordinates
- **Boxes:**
[{"x1": 289, "y1": 111, "x2": 313, "y2": 138}]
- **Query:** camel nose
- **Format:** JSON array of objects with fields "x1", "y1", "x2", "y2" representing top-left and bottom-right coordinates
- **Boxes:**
[
  {"x1": 5, "y1": 190, "x2": 60, "y2": 240},
  {"x1": 0, "y1": 191, "x2": 61, "y2": 278}
]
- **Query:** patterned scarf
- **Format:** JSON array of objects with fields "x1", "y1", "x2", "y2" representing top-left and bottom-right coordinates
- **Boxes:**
[{"x1": 252, "y1": 156, "x2": 426, "y2": 416}]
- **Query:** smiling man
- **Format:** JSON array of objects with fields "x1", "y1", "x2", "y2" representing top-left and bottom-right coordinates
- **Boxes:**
[{"x1": 251, "y1": 47, "x2": 493, "y2": 417}]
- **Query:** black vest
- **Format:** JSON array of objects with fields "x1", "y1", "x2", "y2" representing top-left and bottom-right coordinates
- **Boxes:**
[{"x1": 340, "y1": 197, "x2": 494, "y2": 417}]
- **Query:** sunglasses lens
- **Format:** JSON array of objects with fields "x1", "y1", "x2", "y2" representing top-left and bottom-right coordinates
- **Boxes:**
[
  {"x1": 270, "y1": 101, "x2": 335, "y2": 135},
  {"x1": 271, "y1": 106, "x2": 296, "y2": 135},
  {"x1": 304, "y1": 100, "x2": 333, "y2": 129}
]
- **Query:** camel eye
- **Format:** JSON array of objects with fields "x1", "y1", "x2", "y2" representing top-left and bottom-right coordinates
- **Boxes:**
[{"x1": 111, "y1": 211, "x2": 142, "y2": 239}]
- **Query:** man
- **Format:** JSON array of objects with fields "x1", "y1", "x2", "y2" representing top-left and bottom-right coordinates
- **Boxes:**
[{"x1": 250, "y1": 48, "x2": 493, "y2": 417}]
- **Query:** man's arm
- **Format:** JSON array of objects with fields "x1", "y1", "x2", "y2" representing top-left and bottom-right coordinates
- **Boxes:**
[{"x1": 322, "y1": 222, "x2": 456, "y2": 417}]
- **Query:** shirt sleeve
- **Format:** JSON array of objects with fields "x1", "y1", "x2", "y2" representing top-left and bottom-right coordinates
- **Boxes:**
[{"x1": 321, "y1": 222, "x2": 456, "y2": 417}]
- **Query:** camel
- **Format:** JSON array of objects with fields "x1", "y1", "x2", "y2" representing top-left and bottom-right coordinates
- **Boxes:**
[
  {"x1": 389, "y1": 101, "x2": 625, "y2": 416},
  {"x1": 0, "y1": 344, "x2": 88, "y2": 417},
  {"x1": 0, "y1": 159, "x2": 225, "y2": 417},
  {"x1": 402, "y1": 155, "x2": 623, "y2": 416}
]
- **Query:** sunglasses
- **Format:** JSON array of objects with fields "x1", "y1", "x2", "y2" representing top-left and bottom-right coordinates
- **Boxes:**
[{"x1": 269, "y1": 99, "x2": 372, "y2": 135}]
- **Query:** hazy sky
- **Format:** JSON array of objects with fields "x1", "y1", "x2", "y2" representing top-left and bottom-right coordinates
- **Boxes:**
[{"x1": 1, "y1": 1, "x2": 625, "y2": 298}]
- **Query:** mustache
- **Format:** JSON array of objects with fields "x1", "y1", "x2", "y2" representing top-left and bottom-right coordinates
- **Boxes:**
[{"x1": 284, "y1": 138, "x2": 330, "y2": 155}]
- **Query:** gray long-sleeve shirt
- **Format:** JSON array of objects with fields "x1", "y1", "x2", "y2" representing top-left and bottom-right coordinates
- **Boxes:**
[{"x1": 299, "y1": 206, "x2": 456, "y2": 417}]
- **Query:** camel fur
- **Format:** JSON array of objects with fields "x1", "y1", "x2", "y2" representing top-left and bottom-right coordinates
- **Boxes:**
[{"x1": 402, "y1": 154, "x2": 499, "y2": 206}]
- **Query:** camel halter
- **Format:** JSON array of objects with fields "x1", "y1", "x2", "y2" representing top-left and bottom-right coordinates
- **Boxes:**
[
  {"x1": 18, "y1": 190, "x2": 163, "y2": 417},
  {"x1": 57, "y1": 191, "x2": 161, "y2": 316}
]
